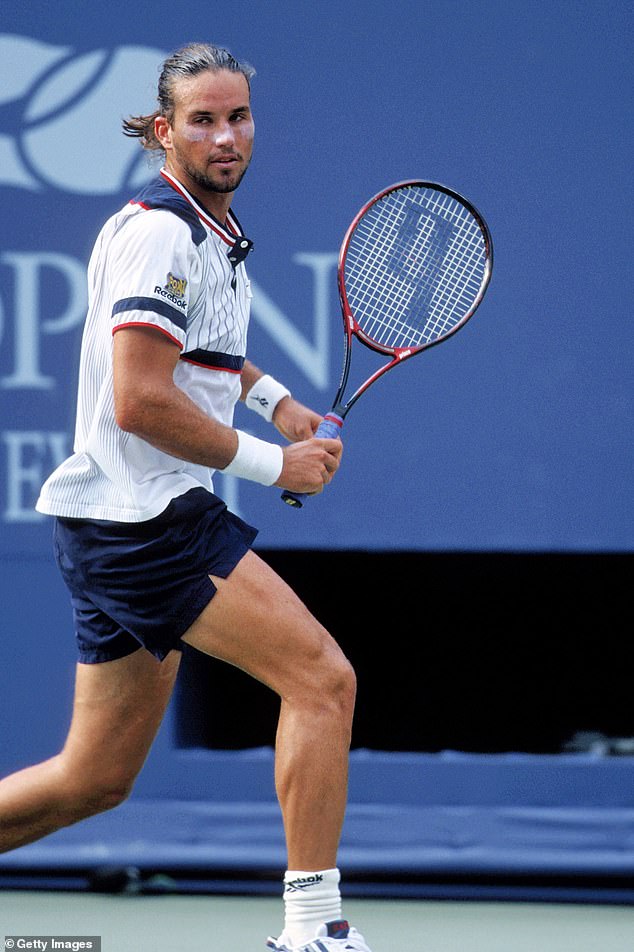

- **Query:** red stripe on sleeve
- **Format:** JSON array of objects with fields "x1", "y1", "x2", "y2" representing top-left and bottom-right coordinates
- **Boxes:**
[{"x1": 112, "y1": 322, "x2": 184, "y2": 349}]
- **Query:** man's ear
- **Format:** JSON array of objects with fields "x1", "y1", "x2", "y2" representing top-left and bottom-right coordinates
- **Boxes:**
[{"x1": 154, "y1": 115, "x2": 172, "y2": 151}]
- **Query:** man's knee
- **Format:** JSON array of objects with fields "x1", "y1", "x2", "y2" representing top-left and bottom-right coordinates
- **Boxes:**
[
  {"x1": 86, "y1": 778, "x2": 134, "y2": 814},
  {"x1": 331, "y1": 653, "x2": 357, "y2": 713},
  {"x1": 307, "y1": 633, "x2": 357, "y2": 720},
  {"x1": 57, "y1": 756, "x2": 135, "y2": 820},
  {"x1": 71, "y1": 778, "x2": 133, "y2": 819}
]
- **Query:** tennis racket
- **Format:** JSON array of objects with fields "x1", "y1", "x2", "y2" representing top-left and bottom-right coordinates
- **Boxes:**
[{"x1": 281, "y1": 180, "x2": 493, "y2": 508}]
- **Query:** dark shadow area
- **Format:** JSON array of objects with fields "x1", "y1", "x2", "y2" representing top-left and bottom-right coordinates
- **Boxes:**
[{"x1": 176, "y1": 551, "x2": 632, "y2": 753}]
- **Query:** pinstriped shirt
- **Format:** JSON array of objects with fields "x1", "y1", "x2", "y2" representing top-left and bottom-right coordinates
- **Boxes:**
[{"x1": 37, "y1": 170, "x2": 253, "y2": 522}]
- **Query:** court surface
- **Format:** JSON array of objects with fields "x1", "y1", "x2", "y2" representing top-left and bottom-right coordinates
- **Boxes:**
[{"x1": 2, "y1": 891, "x2": 634, "y2": 952}]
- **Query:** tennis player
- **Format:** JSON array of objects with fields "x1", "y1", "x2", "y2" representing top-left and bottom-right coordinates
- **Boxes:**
[{"x1": 0, "y1": 43, "x2": 372, "y2": 952}]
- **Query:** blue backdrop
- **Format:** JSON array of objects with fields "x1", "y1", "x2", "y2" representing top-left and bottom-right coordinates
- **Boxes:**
[
  {"x1": 1, "y1": 2, "x2": 633, "y2": 895},
  {"x1": 0, "y1": 1, "x2": 631, "y2": 555}
]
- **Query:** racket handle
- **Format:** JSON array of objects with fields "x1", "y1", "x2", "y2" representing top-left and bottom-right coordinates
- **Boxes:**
[{"x1": 281, "y1": 413, "x2": 344, "y2": 509}]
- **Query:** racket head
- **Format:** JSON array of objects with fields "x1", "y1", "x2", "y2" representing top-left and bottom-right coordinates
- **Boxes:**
[{"x1": 338, "y1": 180, "x2": 493, "y2": 359}]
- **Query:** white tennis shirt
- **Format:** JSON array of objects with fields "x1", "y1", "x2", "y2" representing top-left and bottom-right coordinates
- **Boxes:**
[{"x1": 37, "y1": 169, "x2": 253, "y2": 522}]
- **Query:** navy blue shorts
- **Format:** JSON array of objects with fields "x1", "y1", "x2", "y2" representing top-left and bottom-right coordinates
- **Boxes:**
[{"x1": 53, "y1": 488, "x2": 258, "y2": 664}]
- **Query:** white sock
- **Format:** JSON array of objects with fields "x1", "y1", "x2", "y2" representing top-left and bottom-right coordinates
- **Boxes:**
[{"x1": 282, "y1": 867, "x2": 342, "y2": 945}]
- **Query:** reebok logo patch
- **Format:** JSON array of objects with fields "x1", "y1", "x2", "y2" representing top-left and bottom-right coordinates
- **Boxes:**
[
  {"x1": 153, "y1": 272, "x2": 187, "y2": 309},
  {"x1": 284, "y1": 873, "x2": 324, "y2": 892}
]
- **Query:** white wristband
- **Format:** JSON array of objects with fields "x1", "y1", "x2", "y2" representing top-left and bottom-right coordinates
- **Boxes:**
[
  {"x1": 221, "y1": 430, "x2": 284, "y2": 486},
  {"x1": 245, "y1": 374, "x2": 291, "y2": 423}
]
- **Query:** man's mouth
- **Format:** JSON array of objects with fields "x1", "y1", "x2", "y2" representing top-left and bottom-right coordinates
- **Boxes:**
[{"x1": 211, "y1": 154, "x2": 240, "y2": 166}]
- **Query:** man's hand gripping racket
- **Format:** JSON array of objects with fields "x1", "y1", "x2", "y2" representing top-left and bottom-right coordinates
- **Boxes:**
[{"x1": 281, "y1": 180, "x2": 493, "y2": 507}]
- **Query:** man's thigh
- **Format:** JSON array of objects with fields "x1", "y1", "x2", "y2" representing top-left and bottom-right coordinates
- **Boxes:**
[
  {"x1": 182, "y1": 550, "x2": 346, "y2": 697},
  {"x1": 61, "y1": 648, "x2": 181, "y2": 781}
]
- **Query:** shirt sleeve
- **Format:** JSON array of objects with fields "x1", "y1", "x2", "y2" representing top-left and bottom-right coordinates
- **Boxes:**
[{"x1": 107, "y1": 209, "x2": 200, "y2": 349}]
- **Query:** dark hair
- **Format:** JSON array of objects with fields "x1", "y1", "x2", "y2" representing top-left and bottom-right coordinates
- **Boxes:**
[{"x1": 122, "y1": 42, "x2": 255, "y2": 151}]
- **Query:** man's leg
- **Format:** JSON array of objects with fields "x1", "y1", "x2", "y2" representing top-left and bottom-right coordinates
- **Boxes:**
[
  {"x1": 182, "y1": 549, "x2": 356, "y2": 872},
  {"x1": 0, "y1": 647, "x2": 180, "y2": 853}
]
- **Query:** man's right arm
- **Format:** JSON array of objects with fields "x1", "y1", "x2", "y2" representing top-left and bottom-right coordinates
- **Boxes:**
[{"x1": 112, "y1": 325, "x2": 341, "y2": 494}]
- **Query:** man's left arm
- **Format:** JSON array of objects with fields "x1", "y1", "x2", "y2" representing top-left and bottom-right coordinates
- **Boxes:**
[{"x1": 241, "y1": 359, "x2": 322, "y2": 443}]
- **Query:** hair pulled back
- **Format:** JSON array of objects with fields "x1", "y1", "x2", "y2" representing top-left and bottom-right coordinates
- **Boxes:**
[{"x1": 122, "y1": 42, "x2": 255, "y2": 151}]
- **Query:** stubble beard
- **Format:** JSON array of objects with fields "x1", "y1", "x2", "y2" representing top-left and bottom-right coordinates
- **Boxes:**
[{"x1": 183, "y1": 157, "x2": 251, "y2": 196}]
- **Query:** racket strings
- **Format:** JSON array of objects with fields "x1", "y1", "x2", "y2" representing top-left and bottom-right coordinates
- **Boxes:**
[{"x1": 344, "y1": 186, "x2": 488, "y2": 350}]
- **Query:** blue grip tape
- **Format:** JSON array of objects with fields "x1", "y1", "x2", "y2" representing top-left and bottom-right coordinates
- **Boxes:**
[{"x1": 281, "y1": 413, "x2": 343, "y2": 509}]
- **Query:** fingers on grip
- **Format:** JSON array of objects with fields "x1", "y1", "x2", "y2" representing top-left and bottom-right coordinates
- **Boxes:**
[{"x1": 281, "y1": 413, "x2": 343, "y2": 508}]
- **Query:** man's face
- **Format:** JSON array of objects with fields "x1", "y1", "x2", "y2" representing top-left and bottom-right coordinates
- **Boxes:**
[{"x1": 158, "y1": 69, "x2": 254, "y2": 206}]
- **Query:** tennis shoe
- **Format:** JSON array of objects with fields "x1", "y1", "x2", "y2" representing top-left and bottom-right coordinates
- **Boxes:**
[{"x1": 266, "y1": 919, "x2": 372, "y2": 951}]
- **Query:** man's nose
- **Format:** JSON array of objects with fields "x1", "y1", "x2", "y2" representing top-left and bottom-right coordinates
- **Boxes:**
[{"x1": 213, "y1": 121, "x2": 235, "y2": 146}]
